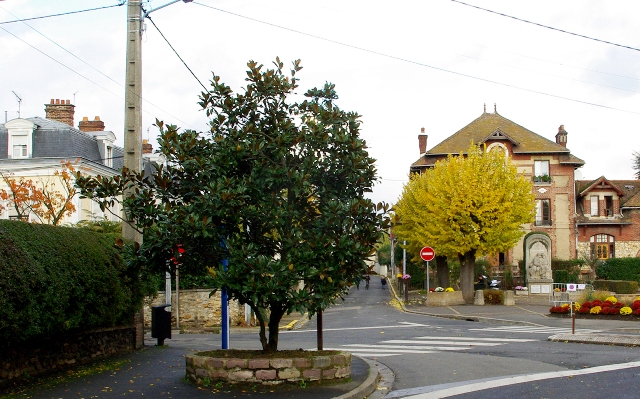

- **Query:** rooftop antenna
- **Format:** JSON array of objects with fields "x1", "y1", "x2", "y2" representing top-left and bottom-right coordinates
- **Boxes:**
[
  {"x1": 11, "y1": 91, "x2": 22, "y2": 118},
  {"x1": 73, "y1": 91, "x2": 79, "y2": 104}
]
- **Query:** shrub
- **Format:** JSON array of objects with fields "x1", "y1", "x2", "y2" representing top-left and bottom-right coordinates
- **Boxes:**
[
  {"x1": 0, "y1": 220, "x2": 146, "y2": 348},
  {"x1": 597, "y1": 258, "x2": 640, "y2": 283},
  {"x1": 592, "y1": 280, "x2": 638, "y2": 294},
  {"x1": 484, "y1": 290, "x2": 504, "y2": 305},
  {"x1": 620, "y1": 306, "x2": 633, "y2": 316}
]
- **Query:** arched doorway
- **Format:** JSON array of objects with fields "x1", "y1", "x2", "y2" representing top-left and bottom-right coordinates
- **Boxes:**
[{"x1": 590, "y1": 234, "x2": 615, "y2": 259}]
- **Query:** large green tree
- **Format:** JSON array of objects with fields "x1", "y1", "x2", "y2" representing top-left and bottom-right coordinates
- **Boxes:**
[
  {"x1": 394, "y1": 144, "x2": 535, "y2": 303},
  {"x1": 76, "y1": 59, "x2": 389, "y2": 352}
]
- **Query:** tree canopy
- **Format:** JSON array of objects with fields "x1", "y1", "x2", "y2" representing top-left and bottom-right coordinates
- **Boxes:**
[
  {"x1": 394, "y1": 144, "x2": 535, "y2": 302},
  {"x1": 76, "y1": 58, "x2": 389, "y2": 352}
]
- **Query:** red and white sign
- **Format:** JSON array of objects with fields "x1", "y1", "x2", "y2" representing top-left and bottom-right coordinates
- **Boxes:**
[{"x1": 420, "y1": 246, "x2": 435, "y2": 262}]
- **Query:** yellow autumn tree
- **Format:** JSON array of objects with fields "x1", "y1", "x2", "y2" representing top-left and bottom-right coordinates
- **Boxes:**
[
  {"x1": 394, "y1": 143, "x2": 535, "y2": 303},
  {"x1": 0, "y1": 160, "x2": 79, "y2": 225}
]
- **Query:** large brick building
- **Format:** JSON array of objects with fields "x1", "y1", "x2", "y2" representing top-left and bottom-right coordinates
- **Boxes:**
[{"x1": 409, "y1": 106, "x2": 586, "y2": 266}]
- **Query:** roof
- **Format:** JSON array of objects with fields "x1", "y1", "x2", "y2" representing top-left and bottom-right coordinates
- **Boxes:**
[
  {"x1": 0, "y1": 117, "x2": 124, "y2": 170},
  {"x1": 577, "y1": 179, "x2": 640, "y2": 208},
  {"x1": 411, "y1": 111, "x2": 585, "y2": 169}
]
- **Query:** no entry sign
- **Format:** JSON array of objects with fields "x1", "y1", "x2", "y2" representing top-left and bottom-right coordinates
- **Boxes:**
[{"x1": 420, "y1": 246, "x2": 435, "y2": 262}]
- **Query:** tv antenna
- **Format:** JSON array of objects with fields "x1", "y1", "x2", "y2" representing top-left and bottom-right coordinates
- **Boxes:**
[{"x1": 11, "y1": 91, "x2": 22, "y2": 118}]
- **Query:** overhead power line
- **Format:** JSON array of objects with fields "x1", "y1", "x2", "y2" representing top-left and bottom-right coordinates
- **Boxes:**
[
  {"x1": 449, "y1": 0, "x2": 640, "y2": 53},
  {"x1": 193, "y1": 2, "x2": 640, "y2": 116},
  {"x1": 0, "y1": 1, "x2": 126, "y2": 25}
]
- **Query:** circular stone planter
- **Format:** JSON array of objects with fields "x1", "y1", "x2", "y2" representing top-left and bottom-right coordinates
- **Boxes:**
[
  {"x1": 185, "y1": 350, "x2": 352, "y2": 386},
  {"x1": 426, "y1": 291, "x2": 465, "y2": 306}
]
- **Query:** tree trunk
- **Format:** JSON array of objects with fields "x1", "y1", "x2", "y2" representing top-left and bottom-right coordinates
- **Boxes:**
[
  {"x1": 459, "y1": 250, "x2": 476, "y2": 304},
  {"x1": 265, "y1": 303, "x2": 285, "y2": 352},
  {"x1": 435, "y1": 255, "x2": 449, "y2": 288}
]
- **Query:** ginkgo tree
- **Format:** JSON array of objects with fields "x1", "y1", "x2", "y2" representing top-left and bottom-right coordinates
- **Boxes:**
[
  {"x1": 0, "y1": 160, "x2": 79, "y2": 225},
  {"x1": 394, "y1": 143, "x2": 535, "y2": 303}
]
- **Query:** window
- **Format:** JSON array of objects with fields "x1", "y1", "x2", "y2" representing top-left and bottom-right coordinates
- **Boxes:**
[
  {"x1": 590, "y1": 196, "x2": 599, "y2": 216},
  {"x1": 535, "y1": 199, "x2": 551, "y2": 226},
  {"x1": 534, "y1": 160, "x2": 550, "y2": 176},
  {"x1": 590, "y1": 234, "x2": 615, "y2": 259},
  {"x1": 106, "y1": 146, "x2": 113, "y2": 168},
  {"x1": 605, "y1": 196, "x2": 613, "y2": 217},
  {"x1": 11, "y1": 134, "x2": 28, "y2": 159}
]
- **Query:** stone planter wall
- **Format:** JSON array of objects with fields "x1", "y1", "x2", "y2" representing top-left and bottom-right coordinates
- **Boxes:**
[
  {"x1": 143, "y1": 289, "x2": 246, "y2": 329},
  {"x1": 185, "y1": 352, "x2": 352, "y2": 386},
  {"x1": 426, "y1": 291, "x2": 465, "y2": 306}
]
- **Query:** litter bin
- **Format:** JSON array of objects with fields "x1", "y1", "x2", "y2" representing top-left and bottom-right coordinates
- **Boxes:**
[{"x1": 151, "y1": 304, "x2": 172, "y2": 346}]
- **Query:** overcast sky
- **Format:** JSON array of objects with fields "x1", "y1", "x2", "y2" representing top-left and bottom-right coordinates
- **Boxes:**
[{"x1": 2, "y1": 0, "x2": 639, "y2": 205}]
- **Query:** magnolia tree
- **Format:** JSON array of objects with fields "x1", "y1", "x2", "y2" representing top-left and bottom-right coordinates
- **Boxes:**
[
  {"x1": 76, "y1": 59, "x2": 389, "y2": 352},
  {"x1": 394, "y1": 144, "x2": 535, "y2": 303}
]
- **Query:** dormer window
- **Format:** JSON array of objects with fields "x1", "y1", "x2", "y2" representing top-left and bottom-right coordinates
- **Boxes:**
[{"x1": 5, "y1": 118, "x2": 35, "y2": 159}]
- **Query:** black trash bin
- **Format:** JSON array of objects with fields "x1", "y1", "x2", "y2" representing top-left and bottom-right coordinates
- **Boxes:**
[{"x1": 151, "y1": 304, "x2": 172, "y2": 346}]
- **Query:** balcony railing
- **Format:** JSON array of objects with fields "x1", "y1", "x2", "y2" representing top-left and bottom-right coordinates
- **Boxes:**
[
  {"x1": 534, "y1": 219, "x2": 552, "y2": 226},
  {"x1": 533, "y1": 175, "x2": 552, "y2": 184}
]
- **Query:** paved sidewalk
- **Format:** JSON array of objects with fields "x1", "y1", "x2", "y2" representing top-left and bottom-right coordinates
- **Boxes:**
[{"x1": 389, "y1": 281, "x2": 640, "y2": 347}]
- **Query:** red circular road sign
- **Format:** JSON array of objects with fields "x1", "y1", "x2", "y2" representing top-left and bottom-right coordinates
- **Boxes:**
[{"x1": 420, "y1": 246, "x2": 435, "y2": 262}]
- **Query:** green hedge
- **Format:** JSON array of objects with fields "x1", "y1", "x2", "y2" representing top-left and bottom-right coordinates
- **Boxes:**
[
  {"x1": 592, "y1": 280, "x2": 638, "y2": 294},
  {"x1": 0, "y1": 220, "x2": 144, "y2": 347},
  {"x1": 597, "y1": 258, "x2": 640, "y2": 283}
]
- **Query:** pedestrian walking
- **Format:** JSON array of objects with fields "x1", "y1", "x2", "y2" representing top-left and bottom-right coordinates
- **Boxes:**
[
  {"x1": 355, "y1": 276, "x2": 361, "y2": 290},
  {"x1": 381, "y1": 276, "x2": 387, "y2": 289},
  {"x1": 364, "y1": 275, "x2": 370, "y2": 290}
]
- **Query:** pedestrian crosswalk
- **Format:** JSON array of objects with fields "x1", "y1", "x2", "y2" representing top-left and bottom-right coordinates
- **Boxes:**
[
  {"x1": 326, "y1": 335, "x2": 536, "y2": 358},
  {"x1": 469, "y1": 325, "x2": 604, "y2": 335}
]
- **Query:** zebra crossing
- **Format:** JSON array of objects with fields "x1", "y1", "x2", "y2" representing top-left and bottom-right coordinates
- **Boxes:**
[
  {"x1": 326, "y1": 335, "x2": 536, "y2": 358},
  {"x1": 469, "y1": 325, "x2": 604, "y2": 335}
]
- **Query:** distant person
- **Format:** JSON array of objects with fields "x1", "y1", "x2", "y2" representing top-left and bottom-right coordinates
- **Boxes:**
[
  {"x1": 475, "y1": 274, "x2": 487, "y2": 290},
  {"x1": 355, "y1": 276, "x2": 361, "y2": 290},
  {"x1": 364, "y1": 275, "x2": 370, "y2": 290},
  {"x1": 381, "y1": 276, "x2": 387, "y2": 289}
]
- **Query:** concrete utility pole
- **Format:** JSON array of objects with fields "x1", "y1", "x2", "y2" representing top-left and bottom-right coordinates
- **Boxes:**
[{"x1": 123, "y1": 0, "x2": 143, "y2": 243}]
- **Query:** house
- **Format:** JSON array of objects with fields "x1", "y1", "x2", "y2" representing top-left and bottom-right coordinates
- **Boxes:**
[
  {"x1": 576, "y1": 177, "x2": 640, "y2": 259},
  {"x1": 409, "y1": 105, "x2": 585, "y2": 268},
  {"x1": 0, "y1": 98, "x2": 155, "y2": 224}
]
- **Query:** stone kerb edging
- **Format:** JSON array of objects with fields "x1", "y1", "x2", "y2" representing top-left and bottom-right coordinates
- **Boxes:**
[{"x1": 185, "y1": 351, "x2": 352, "y2": 386}]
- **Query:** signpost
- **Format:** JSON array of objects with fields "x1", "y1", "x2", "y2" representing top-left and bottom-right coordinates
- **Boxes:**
[{"x1": 420, "y1": 246, "x2": 435, "y2": 293}]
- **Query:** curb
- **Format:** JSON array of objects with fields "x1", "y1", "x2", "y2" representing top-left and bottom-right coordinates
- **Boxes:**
[
  {"x1": 549, "y1": 333, "x2": 640, "y2": 346},
  {"x1": 333, "y1": 356, "x2": 380, "y2": 399}
]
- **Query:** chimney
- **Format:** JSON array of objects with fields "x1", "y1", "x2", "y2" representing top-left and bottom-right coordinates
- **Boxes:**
[
  {"x1": 142, "y1": 139, "x2": 153, "y2": 154},
  {"x1": 44, "y1": 98, "x2": 75, "y2": 126},
  {"x1": 78, "y1": 116, "x2": 105, "y2": 132},
  {"x1": 418, "y1": 127, "x2": 428, "y2": 155},
  {"x1": 555, "y1": 124, "x2": 568, "y2": 148}
]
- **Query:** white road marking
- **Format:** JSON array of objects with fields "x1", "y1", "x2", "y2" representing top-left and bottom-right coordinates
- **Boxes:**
[
  {"x1": 343, "y1": 344, "x2": 469, "y2": 351},
  {"x1": 391, "y1": 361, "x2": 640, "y2": 398},
  {"x1": 280, "y1": 323, "x2": 430, "y2": 333},
  {"x1": 469, "y1": 326, "x2": 603, "y2": 334},
  {"x1": 411, "y1": 336, "x2": 535, "y2": 342}
]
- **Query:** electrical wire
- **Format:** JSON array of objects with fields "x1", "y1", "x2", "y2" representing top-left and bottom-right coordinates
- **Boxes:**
[
  {"x1": 449, "y1": 0, "x2": 640, "y2": 53},
  {"x1": 193, "y1": 2, "x2": 640, "y2": 116},
  {"x1": 0, "y1": 1, "x2": 126, "y2": 25},
  {"x1": 0, "y1": 5, "x2": 197, "y2": 129},
  {"x1": 145, "y1": 16, "x2": 209, "y2": 93}
]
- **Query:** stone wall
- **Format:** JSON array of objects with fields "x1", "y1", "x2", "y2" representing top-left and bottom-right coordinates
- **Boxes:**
[
  {"x1": 143, "y1": 289, "x2": 247, "y2": 329},
  {"x1": 0, "y1": 327, "x2": 135, "y2": 388},
  {"x1": 186, "y1": 351, "x2": 351, "y2": 385}
]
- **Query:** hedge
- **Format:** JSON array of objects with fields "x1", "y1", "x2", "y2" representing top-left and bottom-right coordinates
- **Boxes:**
[
  {"x1": 0, "y1": 220, "x2": 144, "y2": 348},
  {"x1": 597, "y1": 258, "x2": 640, "y2": 283},
  {"x1": 592, "y1": 280, "x2": 638, "y2": 294}
]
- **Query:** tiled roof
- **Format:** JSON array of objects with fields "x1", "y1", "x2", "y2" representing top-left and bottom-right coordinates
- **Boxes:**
[
  {"x1": 411, "y1": 111, "x2": 585, "y2": 169},
  {"x1": 576, "y1": 179, "x2": 640, "y2": 207}
]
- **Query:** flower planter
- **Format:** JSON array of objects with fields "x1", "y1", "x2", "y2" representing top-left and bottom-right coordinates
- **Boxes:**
[
  {"x1": 426, "y1": 291, "x2": 465, "y2": 306},
  {"x1": 185, "y1": 350, "x2": 351, "y2": 386},
  {"x1": 514, "y1": 290, "x2": 529, "y2": 296}
]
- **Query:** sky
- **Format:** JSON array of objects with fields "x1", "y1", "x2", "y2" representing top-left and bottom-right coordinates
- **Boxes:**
[{"x1": 1, "y1": 0, "x2": 639, "y2": 206}]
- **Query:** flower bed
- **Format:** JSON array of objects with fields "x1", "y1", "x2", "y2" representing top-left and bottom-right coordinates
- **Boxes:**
[{"x1": 549, "y1": 297, "x2": 640, "y2": 320}]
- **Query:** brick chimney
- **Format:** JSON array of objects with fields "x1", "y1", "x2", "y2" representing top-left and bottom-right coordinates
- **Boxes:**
[
  {"x1": 45, "y1": 99, "x2": 75, "y2": 126},
  {"x1": 78, "y1": 116, "x2": 105, "y2": 132},
  {"x1": 555, "y1": 125, "x2": 568, "y2": 148},
  {"x1": 142, "y1": 139, "x2": 153, "y2": 154},
  {"x1": 418, "y1": 127, "x2": 428, "y2": 155}
]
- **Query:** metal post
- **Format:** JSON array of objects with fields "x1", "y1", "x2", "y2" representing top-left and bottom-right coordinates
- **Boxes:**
[
  {"x1": 175, "y1": 268, "x2": 180, "y2": 329},
  {"x1": 317, "y1": 310, "x2": 323, "y2": 350},
  {"x1": 221, "y1": 258, "x2": 229, "y2": 349},
  {"x1": 426, "y1": 261, "x2": 430, "y2": 293}
]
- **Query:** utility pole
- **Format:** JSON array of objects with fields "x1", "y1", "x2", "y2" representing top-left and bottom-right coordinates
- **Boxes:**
[{"x1": 124, "y1": 0, "x2": 144, "y2": 348}]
